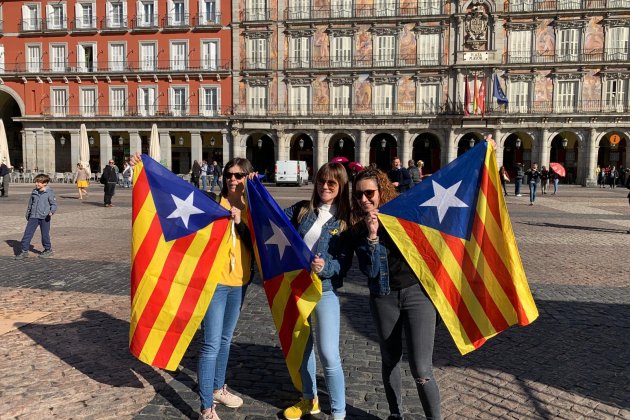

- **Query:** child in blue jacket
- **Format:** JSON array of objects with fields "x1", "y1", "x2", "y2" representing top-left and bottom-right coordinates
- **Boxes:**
[{"x1": 15, "y1": 174, "x2": 57, "y2": 259}]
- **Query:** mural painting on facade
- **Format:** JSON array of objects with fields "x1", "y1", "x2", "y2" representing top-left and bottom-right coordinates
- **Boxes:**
[
  {"x1": 270, "y1": 79, "x2": 278, "y2": 112},
  {"x1": 313, "y1": 27, "x2": 329, "y2": 63},
  {"x1": 355, "y1": 76, "x2": 371, "y2": 113},
  {"x1": 536, "y1": 22, "x2": 555, "y2": 54},
  {"x1": 356, "y1": 28, "x2": 372, "y2": 62},
  {"x1": 584, "y1": 18, "x2": 604, "y2": 51},
  {"x1": 582, "y1": 72, "x2": 601, "y2": 105},
  {"x1": 534, "y1": 71, "x2": 553, "y2": 103},
  {"x1": 270, "y1": 31, "x2": 278, "y2": 62},
  {"x1": 398, "y1": 77, "x2": 415, "y2": 114},
  {"x1": 313, "y1": 77, "x2": 330, "y2": 114},
  {"x1": 400, "y1": 25, "x2": 416, "y2": 60}
]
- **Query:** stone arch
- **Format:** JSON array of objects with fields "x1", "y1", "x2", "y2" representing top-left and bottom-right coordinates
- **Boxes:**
[
  {"x1": 289, "y1": 132, "x2": 314, "y2": 175},
  {"x1": 328, "y1": 132, "x2": 356, "y2": 162},
  {"x1": 412, "y1": 131, "x2": 442, "y2": 174},
  {"x1": 596, "y1": 130, "x2": 627, "y2": 170},
  {"x1": 549, "y1": 130, "x2": 581, "y2": 184},
  {"x1": 245, "y1": 132, "x2": 276, "y2": 177},
  {"x1": 502, "y1": 131, "x2": 534, "y2": 172},
  {"x1": 456, "y1": 132, "x2": 484, "y2": 157},
  {"x1": 369, "y1": 133, "x2": 398, "y2": 170},
  {"x1": 325, "y1": 130, "x2": 356, "y2": 149},
  {"x1": 0, "y1": 85, "x2": 26, "y2": 117}
]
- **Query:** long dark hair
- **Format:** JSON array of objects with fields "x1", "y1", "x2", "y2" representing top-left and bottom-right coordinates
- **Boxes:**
[
  {"x1": 221, "y1": 157, "x2": 254, "y2": 197},
  {"x1": 295, "y1": 162, "x2": 351, "y2": 232},
  {"x1": 350, "y1": 167, "x2": 398, "y2": 226}
]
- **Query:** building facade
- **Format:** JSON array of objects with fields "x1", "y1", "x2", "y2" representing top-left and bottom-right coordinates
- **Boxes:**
[
  {"x1": 3, "y1": 0, "x2": 630, "y2": 185},
  {"x1": 2, "y1": 0, "x2": 231, "y2": 175}
]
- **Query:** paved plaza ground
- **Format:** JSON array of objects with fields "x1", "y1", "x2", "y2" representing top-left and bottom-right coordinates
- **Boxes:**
[{"x1": 0, "y1": 181, "x2": 629, "y2": 419}]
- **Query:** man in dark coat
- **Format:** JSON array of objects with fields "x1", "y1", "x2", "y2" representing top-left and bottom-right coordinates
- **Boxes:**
[
  {"x1": 0, "y1": 159, "x2": 10, "y2": 197},
  {"x1": 387, "y1": 157, "x2": 412, "y2": 193},
  {"x1": 100, "y1": 159, "x2": 118, "y2": 207}
]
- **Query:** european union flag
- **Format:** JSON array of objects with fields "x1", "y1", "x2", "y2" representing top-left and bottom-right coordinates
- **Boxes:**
[{"x1": 493, "y1": 74, "x2": 509, "y2": 105}]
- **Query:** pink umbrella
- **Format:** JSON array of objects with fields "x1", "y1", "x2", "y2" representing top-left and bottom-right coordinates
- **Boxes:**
[
  {"x1": 331, "y1": 156, "x2": 349, "y2": 163},
  {"x1": 549, "y1": 162, "x2": 566, "y2": 177},
  {"x1": 348, "y1": 162, "x2": 364, "y2": 172}
]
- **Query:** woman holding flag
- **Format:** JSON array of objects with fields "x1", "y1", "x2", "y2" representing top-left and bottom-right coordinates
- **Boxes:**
[
  {"x1": 351, "y1": 168, "x2": 441, "y2": 420},
  {"x1": 281, "y1": 162, "x2": 353, "y2": 420}
]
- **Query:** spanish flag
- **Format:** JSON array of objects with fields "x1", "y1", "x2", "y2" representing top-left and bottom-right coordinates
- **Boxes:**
[
  {"x1": 130, "y1": 155, "x2": 231, "y2": 370},
  {"x1": 378, "y1": 142, "x2": 538, "y2": 354},
  {"x1": 246, "y1": 176, "x2": 322, "y2": 391}
]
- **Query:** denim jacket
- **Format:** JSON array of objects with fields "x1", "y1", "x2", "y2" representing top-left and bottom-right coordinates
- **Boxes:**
[
  {"x1": 26, "y1": 188, "x2": 57, "y2": 219},
  {"x1": 352, "y1": 224, "x2": 391, "y2": 296},
  {"x1": 284, "y1": 201, "x2": 352, "y2": 292}
]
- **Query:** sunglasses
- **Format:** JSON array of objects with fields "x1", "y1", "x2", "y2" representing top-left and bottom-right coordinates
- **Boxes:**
[
  {"x1": 225, "y1": 172, "x2": 247, "y2": 180},
  {"x1": 353, "y1": 189, "x2": 377, "y2": 200},
  {"x1": 317, "y1": 179, "x2": 338, "y2": 188}
]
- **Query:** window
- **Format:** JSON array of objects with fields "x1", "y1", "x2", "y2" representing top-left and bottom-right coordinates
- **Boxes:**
[
  {"x1": 332, "y1": 37, "x2": 351, "y2": 67},
  {"x1": 375, "y1": 35, "x2": 395, "y2": 67},
  {"x1": 609, "y1": 0, "x2": 630, "y2": 6},
  {"x1": 170, "y1": 41, "x2": 188, "y2": 70},
  {"x1": 289, "y1": 0, "x2": 309, "y2": 19},
  {"x1": 510, "y1": 0, "x2": 533, "y2": 12},
  {"x1": 107, "y1": 1, "x2": 126, "y2": 28},
  {"x1": 556, "y1": 80, "x2": 578, "y2": 113},
  {"x1": 417, "y1": 33, "x2": 440, "y2": 65},
  {"x1": 140, "y1": 42, "x2": 157, "y2": 71},
  {"x1": 50, "y1": 44, "x2": 67, "y2": 72},
  {"x1": 331, "y1": 0, "x2": 352, "y2": 18},
  {"x1": 78, "y1": 43, "x2": 96, "y2": 72},
  {"x1": 201, "y1": 40, "x2": 218, "y2": 70},
  {"x1": 332, "y1": 85, "x2": 351, "y2": 115},
  {"x1": 200, "y1": 86, "x2": 219, "y2": 116},
  {"x1": 375, "y1": 0, "x2": 396, "y2": 16},
  {"x1": 109, "y1": 43, "x2": 126, "y2": 71},
  {"x1": 604, "y1": 79, "x2": 628, "y2": 112},
  {"x1": 247, "y1": 38, "x2": 268, "y2": 69},
  {"x1": 51, "y1": 88, "x2": 68, "y2": 116},
  {"x1": 508, "y1": 80, "x2": 530, "y2": 113},
  {"x1": 75, "y1": 3, "x2": 95, "y2": 28},
  {"x1": 248, "y1": 85, "x2": 267, "y2": 116},
  {"x1": 168, "y1": 0, "x2": 187, "y2": 25},
  {"x1": 557, "y1": 0, "x2": 580, "y2": 10},
  {"x1": 138, "y1": 0, "x2": 157, "y2": 26},
  {"x1": 247, "y1": 0, "x2": 267, "y2": 20},
  {"x1": 606, "y1": 26, "x2": 629, "y2": 61},
  {"x1": 110, "y1": 87, "x2": 127, "y2": 116},
  {"x1": 557, "y1": 28, "x2": 579, "y2": 62},
  {"x1": 170, "y1": 86, "x2": 188, "y2": 116},
  {"x1": 289, "y1": 37, "x2": 310, "y2": 68},
  {"x1": 22, "y1": 4, "x2": 41, "y2": 31},
  {"x1": 27, "y1": 45, "x2": 41, "y2": 72},
  {"x1": 509, "y1": 31, "x2": 532, "y2": 63},
  {"x1": 289, "y1": 85, "x2": 310, "y2": 116},
  {"x1": 419, "y1": 0, "x2": 440, "y2": 15},
  {"x1": 80, "y1": 87, "x2": 97, "y2": 116},
  {"x1": 199, "y1": 0, "x2": 218, "y2": 24},
  {"x1": 374, "y1": 84, "x2": 393, "y2": 115},
  {"x1": 418, "y1": 84, "x2": 439, "y2": 114},
  {"x1": 138, "y1": 86, "x2": 157, "y2": 116},
  {"x1": 48, "y1": 3, "x2": 66, "y2": 29}
]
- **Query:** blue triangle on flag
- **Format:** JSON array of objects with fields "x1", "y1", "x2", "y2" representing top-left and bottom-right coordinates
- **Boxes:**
[
  {"x1": 141, "y1": 154, "x2": 230, "y2": 241},
  {"x1": 379, "y1": 142, "x2": 487, "y2": 240}
]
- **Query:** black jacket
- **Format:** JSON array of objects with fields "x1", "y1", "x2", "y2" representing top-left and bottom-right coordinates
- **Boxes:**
[
  {"x1": 387, "y1": 167, "x2": 412, "y2": 192},
  {"x1": 101, "y1": 165, "x2": 118, "y2": 183}
]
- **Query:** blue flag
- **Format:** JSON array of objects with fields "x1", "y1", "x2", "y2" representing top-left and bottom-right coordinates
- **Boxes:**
[{"x1": 493, "y1": 74, "x2": 508, "y2": 105}]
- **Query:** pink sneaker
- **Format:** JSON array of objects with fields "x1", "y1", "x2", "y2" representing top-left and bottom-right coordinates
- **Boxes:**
[
  {"x1": 213, "y1": 384, "x2": 243, "y2": 408},
  {"x1": 201, "y1": 405, "x2": 220, "y2": 420}
]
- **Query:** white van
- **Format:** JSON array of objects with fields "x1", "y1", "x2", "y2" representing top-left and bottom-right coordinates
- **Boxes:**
[{"x1": 275, "y1": 160, "x2": 309, "y2": 186}]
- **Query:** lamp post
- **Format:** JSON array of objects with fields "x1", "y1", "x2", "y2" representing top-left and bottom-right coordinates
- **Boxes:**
[
  {"x1": 338, "y1": 138, "x2": 344, "y2": 149},
  {"x1": 561, "y1": 137, "x2": 568, "y2": 148},
  {"x1": 59, "y1": 135, "x2": 66, "y2": 147},
  {"x1": 257, "y1": 138, "x2": 263, "y2": 149},
  {"x1": 210, "y1": 136, "x2": 216, "y2": 147},
  {"x1": 178, "y1": 136, "x2": 184, "y2": 146},
  {"x1": 424, "y1": 138, "x2": 430, "y2": 148},
  {"x1": 515, "y1": 138, "x2": 521, "y2": 149},
  {"x1": 469, "y1": 138, "x2": 475, "y2": 148},
  {"x1": 298, "y1": 138, "x2": 304, "y2": 149},
  {"x1": 89, "y1": 136, "x2": 94, "y2": 146},
  {"x1": 380, "y1": 138, "x2": 387, "y2": 150},
  {"x1": 118, "y1": 136, "x2": 123, "y2": 146}
]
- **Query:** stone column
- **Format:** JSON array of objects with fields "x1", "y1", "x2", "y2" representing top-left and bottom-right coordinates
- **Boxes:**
[
  {"x1": 222, "y1": 131, "x2": 230, "y2": 164},
  {"x1": 493, "y1": 128, "x2": 503, "y2": 167},
  {"x1": 276, "y1": 131, "x2": 288, "y2": 161},
  {"x1": 539, "y1": 128, "x2": 550, "y2": 168},
  {"x1": 446, "y1": 130, "x2": 457, "y2": 166},
  {"x1": 401, "y1": 130, "x2": 411, "y2": 166},
  {"x1": 358, "y1": 130, "x2": 369, "y2": 166},
  {"x1": 585, "y1": 128, "x2": 598, "y2": 187},
  {"x1": 315, "y1": 130, "x2": 326, "y2": 171},
  {"x1": 70, "y1": 130, "x2": 80, "y2": 168},
  {"x1": 159, "y1": 131, "x2": 172, "y2": 170},
  {"x1": 230, "y1": 129, "x2": 243, "y2": 159},
  {"x1": 98, "y1": 131, "x2": 112, "y2": 173},
  {"x1": 41, "y1": 131, "x2": 55, "y2": 174},
  {"x1": 128, "y1": 130, "x2": 141, "y2": 156},
  {"x1": 190, "y1": 130, "x2": 202, "y2": 164},
  {"x1": 23, "y1": 130, "x2": 36, "y2": 171}
]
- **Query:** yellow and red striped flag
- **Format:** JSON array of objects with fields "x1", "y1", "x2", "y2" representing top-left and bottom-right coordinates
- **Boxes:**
[
  {"x1": 245, "y1": 176, "x2": 322, "y2": 391},
  {"x1": 130, "y1": 155, "x2": 231, "y2": 370},
  {"x1": 378, "y1": 142, "x2": 538, "y2": 354}
]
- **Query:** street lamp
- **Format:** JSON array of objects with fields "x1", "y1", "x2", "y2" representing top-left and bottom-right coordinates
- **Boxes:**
[
  {"x1": 298, "y1": 138, "x2": 304, "y2": 149},
  {"x1": 380, "y1": 138, "x2": 387, "y2": 150},
  {"x1": 257, "y1": 138, "x2": 263, "y2": 149},
  {"x1": 515, "y1": 138, "x2": 521, "y2": 149},
  {"x1": 469, "y1": 138, "x2": 475, "y2": 148},
  {"x1": 561, "y1": 137, "x2": 568, "y2": 148},
  {"x1": 118, "y1": 137, "x2": 123, "y2": 145},
  {"x1": 89, "y1": 136, "x2": 94, "y2": 146},
  {"x1": 424, "y1": 137, "x2": 430, "y2": 148},
  {"x1": 210, "y1": 136, "x2": 216, "y2": 146},
  {"x1": 178, "y1": 136, "x2": 184, "y2": 145},
  {"x1": 338, "y1": 138, "x2": 344, "y2": 149},
  {"x1": 59, "y1": 135, "x2": 66, "y2": 146}
]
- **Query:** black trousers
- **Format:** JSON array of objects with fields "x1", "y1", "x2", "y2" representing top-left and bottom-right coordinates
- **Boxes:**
[{"x1": 104, "y1": 182, "x2": 116, "y2": 204}]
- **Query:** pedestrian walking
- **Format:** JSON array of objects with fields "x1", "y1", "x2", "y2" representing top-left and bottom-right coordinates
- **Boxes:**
[
  {"x1": 540, "y1": 166, "x2": 549, "y2": 194},
  {"x1": 407, "y1": 160, "x2": 421, "y2": 187},
  {"x1": 122, "y1": 162, "x2": 133, "y2": 188},
  {"x1": 211, "y1": 161, "x2": 222, "y2": 193},
  {"x1": 351, "y1": 167, "x2": 441, "y2": 420},
  {"x1": 15, "y1": 174, "x2": 57, "y2": 260},
  {"x1": 282, "y1": 162, "x2": 352, "y2": 420},
  {"x1": 499, "y1": 165, "x2": 510, "y2": 196},
  {"x1": 525, "y1": 163, "x2": 541, "y2": 205},
  {"x1": 73, "y1": 162, "x2": 91, "y2": 200},
  {"x1": 387, "y1": 157, "x2": 412, "y2": 193},
  {"x1": 514, "y1": 163, "x2": 524, "y2": 196},
  {"x1": 608, "y1": 166, "x2": 618, "y2": 189},
  {"x1": 550, "y1": 167, "x2": 560, "y2": 195},
  {"x1": 0, "y1": 158, "x2": 10, "y2": 197},
  {"x1": 100, "y1": 159, "x2": 118, "y2": 207},
  {"x1": 201, "y1": 160, "x2": 209, "y2": 190},
  {"x1": 191, "y1": 160, "x2": 202, "y2": 189}
]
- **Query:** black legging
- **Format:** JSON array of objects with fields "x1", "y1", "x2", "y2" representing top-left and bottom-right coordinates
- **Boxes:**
[{"x1": 369, "y1": 282, "x2": 441, "y2": 420}]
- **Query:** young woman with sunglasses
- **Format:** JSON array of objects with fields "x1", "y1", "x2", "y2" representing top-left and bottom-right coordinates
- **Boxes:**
[
  {"x1": 282, "y1": 162, "x2": 352, "y2": 420},
  {"x1": 351, "y1": 168, "x2": 441, "y2": 420}
]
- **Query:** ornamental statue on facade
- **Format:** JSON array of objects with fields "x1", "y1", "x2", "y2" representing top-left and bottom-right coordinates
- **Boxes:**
[{"x1": 465, "y1": 4, "x2": 488, "y2": 51}]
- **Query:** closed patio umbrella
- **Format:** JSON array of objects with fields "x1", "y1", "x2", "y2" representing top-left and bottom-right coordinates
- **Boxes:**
[
  {"x1": 0, "y1": 119, "x2": 11, "y2": 168},
  {"x1": 78, "y1": 123, "x2": 90, "y2": 173},
  {"x1": 149, "y1": 123, "x2": 161, "y2": 163}
]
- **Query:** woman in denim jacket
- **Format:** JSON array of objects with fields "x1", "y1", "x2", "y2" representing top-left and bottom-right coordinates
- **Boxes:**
[
  {"x1": 351, "y1": 168, "x2": 441, "y2": 420},
  {"x1": 282, "y1": 162, "x2": 352, "y2": 420}
]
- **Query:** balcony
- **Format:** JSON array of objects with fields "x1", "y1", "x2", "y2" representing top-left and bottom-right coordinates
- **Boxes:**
[
  {"x1": 242, "y1": 8, "x2": 272, "y2": 22},
  {"x1": 232, "y1": 102, "x2": 453, "y2": 117},
  {"x1": 20, "y1": 18, "x2": 43, "y2": 33},
  {"x1": 506, "y1": 0, "x2": 630, "y2": 12},
  {"x1": 162, "y1": 14, "x2": 191, "y2": 31},
  {"x1": 192, "y1": 13, "x2": 222, "y2": 29},
  {"x1": 506, "y1": 48, "x2": 629, "y2": 64},
  {"x1": 131, "y1": 15, "x2": 160, "y2": 31},
  {"x1": 101, "y1": 17, "x2": 129, "y2": 32},
  {"x1": 242, "y1": 58, "x2": 272, "y2": 71},
  {"x1": 284, "y1": 2, "x2": 443, "y2": 21},
  {"x1": 284, "y1": 53, "x2": 447, "y2": 70},
  {"x1": 487, "y1": 100, "x2": 630, "y2": 115},
  {"x1": 71, "y1": 17, "x2": 98, "y2": 33},
  {"x1": 40, "y1": 105, "x2": 231, "y2": 118},
  {"x1": 44, "y1": 18, "x2": 68, "y2": 33}
]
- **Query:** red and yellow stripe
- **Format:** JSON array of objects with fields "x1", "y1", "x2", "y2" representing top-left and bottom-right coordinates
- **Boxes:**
[
  {"x1": 379, "y1": 145, "x2": 538, "y2": 354},
  {"x1": 129, "y1": 162, "x2": 231, "y2": 370}
]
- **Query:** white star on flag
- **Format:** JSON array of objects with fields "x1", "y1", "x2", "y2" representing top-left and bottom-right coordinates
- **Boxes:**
[
  {"x1": 265, "y1": 221, "x2": 290, "y2": 259},
  {"x1": 167, "y1": 192, "x2": 204, "y2": 228},
  {"x1": 420, "y1": 180, "x2": 468, "y2": 223}
]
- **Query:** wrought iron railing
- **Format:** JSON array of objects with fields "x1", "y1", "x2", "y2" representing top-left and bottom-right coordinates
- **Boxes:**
[
  {"x1": 1, "y1": 59, "x2": 231, "y2": 74},
  {"x1": 506, "y1": 48, "x2": 629, "y2": 64},
  {"x1": 284, "y1": 53, "x2": 447, "y2": 70},
  {"x1": 284, "y1": 2, "x2": 444, "y2": 20},
  {"x1": 192, "y1": 13, "x2": 222, "y2": 27},
  {"x1": 506, "y1": 0, "x2": 630, "y2": 12},
  {"x1": 41, "y1": 105, "x2": 231, "y2": 118}
]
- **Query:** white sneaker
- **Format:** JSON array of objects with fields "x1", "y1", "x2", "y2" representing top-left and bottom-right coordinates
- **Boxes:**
[
  {"x1": 201, "y1": 405, "x2": 220, "y2": 420},
  {"x1": 213, "y1": 385, "x2": 243, "y2": 408}
]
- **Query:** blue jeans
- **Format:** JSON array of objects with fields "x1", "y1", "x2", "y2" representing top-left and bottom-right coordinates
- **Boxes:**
[
  {"x1": 529, "y1": 182, "x2": 537, "y2": 203},
  {"x1": 201, "y1": 175, "x2": 207, "y2": 190},
  {"x1": 21, "y1": 217, "x2": 52, "y2": 252},
  {"x1": 553, "y1": 179, "x2": 559, "y2": 194},
  {"x1": 123, "y1": 177, "x2": 131, "y2": 188},
  {"x1": 301, "y1": 290, "x2": 346, "y2": 419},
  {"x1": 514, "y1": 179, "x2": 522, "y2": 195},
  {"x1": 211, "y1": 175, "x2": 220, "y2": 191},
  {"x1": 198, "y1": 284, "x2": 247, "y2": 410}
]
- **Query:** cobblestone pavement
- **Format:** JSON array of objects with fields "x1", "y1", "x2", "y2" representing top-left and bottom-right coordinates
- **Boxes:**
[{"x1": 0, "y1": 182, "x2": 629, "y2": 419}]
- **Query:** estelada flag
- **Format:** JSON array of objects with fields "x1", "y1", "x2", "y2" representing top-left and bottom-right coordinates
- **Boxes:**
[
  {"x1": 378, "y1": 142, "x2": 538, "y2": 354},
  {"x1": 246, "y1": 176, "x2": 322, "y2": 391},
  {"x1": 130, "y1": 154, "x2": 231, "y2": 370}
]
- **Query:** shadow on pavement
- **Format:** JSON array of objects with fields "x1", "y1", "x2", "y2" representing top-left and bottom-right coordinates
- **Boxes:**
[
  {"x1": 5, "y1": 239, "x2": 42, "y2": 255},
  {"x1": 20, "y1": 310, "x2": 197, "y2": 417},
  {"x1": 520, "y1": 221, "x2": 629, "y2": 234}
]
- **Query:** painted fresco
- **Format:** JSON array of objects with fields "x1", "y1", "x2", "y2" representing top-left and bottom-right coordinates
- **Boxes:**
[
  {"x1": 355, "y1": 75, "x2": 371, "y2": 112},
  {"x1": 400, "y1": 0, "x2": 416, "y2": 12},
  {"x1": 584, "y1": 18, "x2": 604, "y2": 51},
  {"x1": 398, "y1": 77, "x2": 415, "y2": 112},
  {"x1": 356, "y1": 28, "x2": 372, "y2": 63},
  {"x1": 534, "y1": 71, "x2": 553, "y2": 102},
  {"x1": 270, "y1": 31, "x2": 278, "y2": 63},
  {"x1": 270, "y1": 78, "x2": 278, "y2": 112},
  {"x1": 355, "y1": 0, "x2": 371, "y2": 13},
  {"x1": 536, "y1": 21, "x2": 554, "y2": 54},
  {"x1": 582, "y1": 71, "x2": 601, "y2": 103},
  {"x1": 313, "y1": 77, "x2": 329, "y2": 113},
  {"x1": 400, "y1": 24, "x2": 416, "y2": 59},
  {"x1": 239, "y1": 81, "x2": 247, "y2": 112},
  {"x1": 313, "y1": 27, "x2": 329, "y2": 63},
  {"x1": 239, "y1": 32, "x2": 246, "y2": 62}
]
